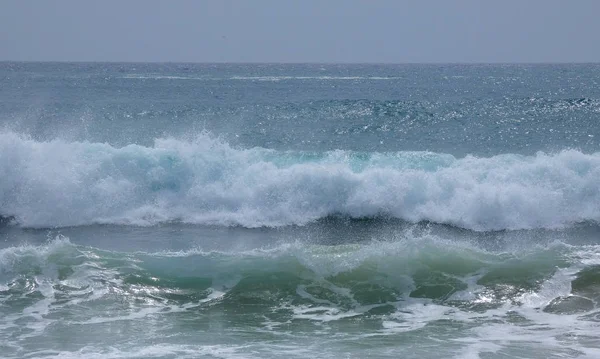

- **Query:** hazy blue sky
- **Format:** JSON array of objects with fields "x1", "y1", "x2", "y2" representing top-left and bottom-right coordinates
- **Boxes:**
[{"x1": 1, "y1": 0, "x2": 599, "y2": 63}]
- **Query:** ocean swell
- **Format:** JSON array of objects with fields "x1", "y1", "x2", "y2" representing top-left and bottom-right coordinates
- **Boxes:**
[{"x1": 0, "y1": 131, "x2": 599, "y2": 230}]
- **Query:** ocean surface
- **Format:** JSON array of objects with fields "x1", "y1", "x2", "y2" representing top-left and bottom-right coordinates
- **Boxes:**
[{"x1": 1, "y1": 62, "x2": 600, "y2": 358}]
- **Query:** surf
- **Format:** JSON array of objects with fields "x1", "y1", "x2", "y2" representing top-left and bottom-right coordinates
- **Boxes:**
[
  {"x1": 1, "y1": 130, "x2": 599, "y2": 230},
  {"x1": 1, "y1": 228, "x2": 598, "y2": 346}
]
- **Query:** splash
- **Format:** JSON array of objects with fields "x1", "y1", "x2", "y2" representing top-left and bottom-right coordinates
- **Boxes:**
[{"x1": 1, "y1": 131, "x2": 599, "y2": 230}]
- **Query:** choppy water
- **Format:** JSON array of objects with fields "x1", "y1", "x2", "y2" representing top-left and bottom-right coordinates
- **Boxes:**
[{"x1": 1, "y1": 63, "x2": 600, "y2": 358}]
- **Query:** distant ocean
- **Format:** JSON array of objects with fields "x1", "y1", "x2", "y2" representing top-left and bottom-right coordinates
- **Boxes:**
[{"x1": 1, "y1": 62, "x2": 600, "y2": 358}]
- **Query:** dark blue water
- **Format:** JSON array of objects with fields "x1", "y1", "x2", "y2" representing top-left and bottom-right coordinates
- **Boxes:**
[{"x1": 1, "y1": 63, "x2": 600, "y2": 358}]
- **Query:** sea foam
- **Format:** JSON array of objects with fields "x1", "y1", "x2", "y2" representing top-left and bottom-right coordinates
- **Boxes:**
[{"x1": 1, "y1": 131, "x2": 599, "y2": 230}]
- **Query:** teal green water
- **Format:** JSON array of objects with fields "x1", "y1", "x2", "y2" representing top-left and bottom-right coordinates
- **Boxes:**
[{"x1": 2, "y1": 228, "x2": 600, "y2": 358}]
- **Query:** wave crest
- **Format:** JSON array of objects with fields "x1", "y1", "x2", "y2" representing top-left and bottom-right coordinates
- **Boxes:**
[{"x1": 1, "y1": 131, "x2": 599, "y2": 230}]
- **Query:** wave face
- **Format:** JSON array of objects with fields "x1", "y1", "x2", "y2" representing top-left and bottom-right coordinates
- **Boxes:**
[
  {"x1": 0, "y1": 236, "x2": 580, "y2": 313},
  {"x1": 1, "y1": 130, "x2": 599, "y2": 230},
  {"x1": 0, "y1": 235, "x2": 594, "y2": 320},
  {"x1": 1, "y1": 235, "x2": 600, "y2": 359}
]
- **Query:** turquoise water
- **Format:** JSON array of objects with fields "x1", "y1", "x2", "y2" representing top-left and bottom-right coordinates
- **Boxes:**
[{"x1": 1, "y1": 63, "x2": 600, "y2": 358}]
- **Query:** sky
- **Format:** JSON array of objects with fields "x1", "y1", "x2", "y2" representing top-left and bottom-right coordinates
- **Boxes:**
[{"x1": 1, "y1": 0, "x2": 599, "y2": 63}]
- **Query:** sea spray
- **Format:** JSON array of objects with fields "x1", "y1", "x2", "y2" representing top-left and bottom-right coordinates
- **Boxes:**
[{"x1": 1, "y1": 130, "x2": 599, "y2": 230}]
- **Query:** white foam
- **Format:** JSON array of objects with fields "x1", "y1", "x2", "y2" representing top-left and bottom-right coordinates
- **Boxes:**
[
  {"x1": 20, "y1": 344, "x2": 252, "y2": 359},
  {"x1": 229, "y1": 76, "x2": 402, "y2": 81},
  {"x1": 120, "y1": 74, "x2": 206, "y2": 80},
  {"x1": 119, "y1": 75, "x2": 402, "y2": 82},
  {"x1": 382, "y1": 300, "x2": 462, "y2": 333},
  {"x1": 518, "y1": 267, "x2": 576, "y2": 309},
  {"x1": 1, "y1": 130, "x2": 600, "y2": 230}
]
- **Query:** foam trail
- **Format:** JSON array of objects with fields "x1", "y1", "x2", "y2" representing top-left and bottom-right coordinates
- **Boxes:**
[{"x1": 1, "y1": 131, "x2": 599, "y2": 230}]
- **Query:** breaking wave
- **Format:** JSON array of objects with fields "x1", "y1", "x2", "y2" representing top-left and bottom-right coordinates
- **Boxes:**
[
  {"x1": 1, "y1": 233, "x2": 598, "y2": 322},
  {"x1": 1, "y1": 130, "x2": 599, "y2": 230}
]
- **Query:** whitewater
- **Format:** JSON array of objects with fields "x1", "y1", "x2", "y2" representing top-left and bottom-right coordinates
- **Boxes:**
[
  {"x1": 2, "y1": 131, "x2": 599, "y2": 231},
  {"x1": 1, "y1": 62, "x2": 600, "y2": 358}
]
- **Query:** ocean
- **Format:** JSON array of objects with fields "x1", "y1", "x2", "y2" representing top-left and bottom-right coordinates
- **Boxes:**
[{"x1": 1, "y1": 62, "x2": 600, "y2": 358}]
